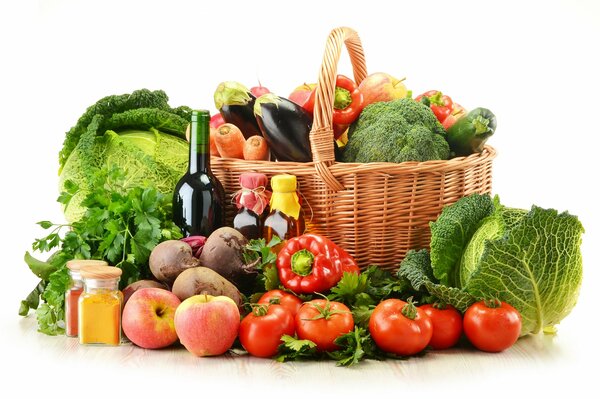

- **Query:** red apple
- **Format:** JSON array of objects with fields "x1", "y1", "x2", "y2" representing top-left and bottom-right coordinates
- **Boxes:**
[
  {"x1": 358, "y1": 72, "x2": 408, "y2": 107},
  {"x1": 122, "y1": 280, "x2": 168, "y2": 305},
  {"x1": 250, "y1": 83, "x2": 270, "y2": 97},
  {"x1": 174, "y1": 294, "x2": 240, "y2": 357},
  {"x1": 122, "y1": 288, "x2": 181, "y2": 349}
]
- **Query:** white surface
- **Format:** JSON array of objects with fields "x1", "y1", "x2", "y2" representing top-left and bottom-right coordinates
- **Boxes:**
[{"x1": 1, "y1": 0, "x2": 599, "y2": 398}]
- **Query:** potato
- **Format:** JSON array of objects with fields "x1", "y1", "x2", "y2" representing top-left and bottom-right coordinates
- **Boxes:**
[{"x1": 171, "y1": 267, "x2": 243, "y2": 309}]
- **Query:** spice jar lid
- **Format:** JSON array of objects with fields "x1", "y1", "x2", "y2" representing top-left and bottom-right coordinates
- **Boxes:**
[
  {"x1": 80, "y1": 265, "x2": 122, "y2": 280},
  {"x1": 271, "y1": 174, "x2": 297, "y2": 193},
  {"x1": 66, "y1": 259, "x2": 108, "y2": 271},
  {"x1": 239, "y1": 172, "x2": 269, "y2": 190}
]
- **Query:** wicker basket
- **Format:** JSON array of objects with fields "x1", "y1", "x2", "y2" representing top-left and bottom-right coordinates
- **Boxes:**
[{"x1": 211, "y1": 27, "x2": 495, "y2": 270}]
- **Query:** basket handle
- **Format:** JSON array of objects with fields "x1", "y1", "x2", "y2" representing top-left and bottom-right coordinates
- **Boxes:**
[{"x1": 309, "y1": 27, "x2": 368, "y2": 192}]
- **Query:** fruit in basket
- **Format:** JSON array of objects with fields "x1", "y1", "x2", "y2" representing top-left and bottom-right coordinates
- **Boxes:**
[
  {"x1": 122, "y1": 288, "x2": 181, "y2": 349},
  {"x1": 250, "y1": 82, "x2": 270, "y2": 97},
  {"x1": 214, "y1": 81, "x2": 262, "y2": 139},
  {"x1": 174, "y1": 294, "x2": 240, "y2": 356},
  {"x1": 358, "y1": 72, "x2": 408, "y2": 107},
  {"x1": 342, "y1": 98, "x2": 450, "y2": 163},
  {"x1": 254, "y1": 93, "x2": 313, "y2": 162},
  {"x1": 289, "y1": 83, "x2": 316, "y2": 111}
]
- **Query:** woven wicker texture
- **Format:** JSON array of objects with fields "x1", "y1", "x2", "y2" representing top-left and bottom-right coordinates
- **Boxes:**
[{"x1": 211, "y1": 27, "x2": 495, "y2": 270}]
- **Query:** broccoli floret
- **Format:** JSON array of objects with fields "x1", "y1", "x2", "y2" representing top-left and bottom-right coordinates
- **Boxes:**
[{"x1": 341, "y1": 98, "x2": 450, "y2": 163}]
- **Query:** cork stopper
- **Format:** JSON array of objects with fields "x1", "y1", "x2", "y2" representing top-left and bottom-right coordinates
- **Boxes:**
[
  {"x1": 80, "y1": 265, "x2": 122, "y2": 280},
  {"x1": 66, "y1": 259, "x2": 108, "y2": 271},
  {"x1": 271, "y1": 174, "x2": 297, "y2": 193}
]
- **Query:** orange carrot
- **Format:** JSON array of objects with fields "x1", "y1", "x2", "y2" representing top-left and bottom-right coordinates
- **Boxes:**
[
  {"x1": 214, "y1": 123, "x2": 245, "y2": 159},
  {"x1": 209, "y1": 127, "x2": 220, "y2": 156},
  {"x1": 243, "y1": 135, "x2": 270, "y2": 160}
]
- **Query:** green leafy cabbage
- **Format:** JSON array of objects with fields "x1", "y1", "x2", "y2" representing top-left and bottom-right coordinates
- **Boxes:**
[
  {"x1": 58, "y1": 89, "x2": 190, "y2": 221},
  {"x1": 399, "y1": 194, "x2": 584, "y2": 335}
]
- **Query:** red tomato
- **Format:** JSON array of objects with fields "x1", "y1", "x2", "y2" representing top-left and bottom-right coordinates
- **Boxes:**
[
  {"x1": 420, "y1": 304, "x2": 463, "y2": 350},
  {"x1": 257, "y1": 289, "x2": 303, "y2": 317},
  {"x1": 295, "y1": 299, "x2": 354, "y2": 352},
  {"x1": 239, "y1": 304, "x2": 295, "y2": 358},
  {"x1": 463, "y1": 300, "x2": 522, "y2": 352},
  {"x1": 369, "y1": 299, "x2": 433, "y2": 356}
]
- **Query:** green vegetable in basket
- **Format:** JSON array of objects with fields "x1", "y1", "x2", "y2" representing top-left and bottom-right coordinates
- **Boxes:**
[
  {"x1": 446, "y1": 107, "x2": 497, "y2": 156},
  {"x1": 398, "y1": 193, "x2": 584, "y2": 336},
  {"x1": 58, "y1": 89, "x2": 191, "y2": 221},
  {"x1": 341, "y1": 98, "x2": 450, "y2": 163}
]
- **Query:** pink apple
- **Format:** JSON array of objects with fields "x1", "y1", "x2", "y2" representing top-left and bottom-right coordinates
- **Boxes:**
[
  {"x1": 174, "y1": 294, "x2": 240, "y2": 357},
  {"x1": 358, "y1": 72, "x2": 408, "y2": 107},
  {"x1": 122, "y1": 287, "x2": 181, "y2": 349},
  {"x1": 122, "y1": 280, "x2": 168, "y2": 305}
]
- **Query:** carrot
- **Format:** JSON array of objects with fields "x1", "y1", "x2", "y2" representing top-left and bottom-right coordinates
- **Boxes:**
[
  {"x1": 243, "y1": 135, "x2": 270, "y2": 160},
  {"x1": 214, "y1": 123, "x2": 245, "y2": 159},
  {"x1": 209, "y1": 127, "x2": 220, "y2": 156}
]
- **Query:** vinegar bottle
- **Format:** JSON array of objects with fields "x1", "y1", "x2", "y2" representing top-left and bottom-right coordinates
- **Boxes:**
[
  {"x1": 233, "y1": 172, "x2": 271, "y2": 240},
  {"x1": 263, "y1": 174, "x2": 305, "y2": 248},
  {"x1": 172, "y1": 110, "x2": 225, "y2": 237}
]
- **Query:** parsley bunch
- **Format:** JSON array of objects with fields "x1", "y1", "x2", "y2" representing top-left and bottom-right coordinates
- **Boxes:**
[{"x1": 20, "y1": 167, "x2": 182, "y2": 335}]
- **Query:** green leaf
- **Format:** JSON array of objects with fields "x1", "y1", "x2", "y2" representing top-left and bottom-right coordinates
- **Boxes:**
[
  {"x1": 429, "y1": 193, "x2": 495, "y2": 286},
  {"x1": 464, "y1": 206, "x2": 584, "y2": 335},
  {"x1": 328, "y1": 327, "x2": 379, "y2": 367},
  {"x1": 398, "y1": 249, "x2": 475, "y2": 312},
  {"x1": 19, "y1": 280, "x2": 46, "y2": 316},
  {"x1": 36, "y1": 221, "x2": 54, "y2": 229},
  {"x1": 275, "y1": 335, "x2": 318, "y2": 362},
  {"x1": 263, "y1": 264, "x2": 281, "y2": 291},
  {"x1": 329, "y1": 272, "x2": 370, "y2": 304},
  {"x1": 24, "y1": 252, "x2": 58, "y2": 280}
]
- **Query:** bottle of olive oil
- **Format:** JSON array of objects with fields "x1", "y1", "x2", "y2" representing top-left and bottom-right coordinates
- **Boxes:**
[{"x1": 172, "y1": 110, "x2": 225, "y2": 237}]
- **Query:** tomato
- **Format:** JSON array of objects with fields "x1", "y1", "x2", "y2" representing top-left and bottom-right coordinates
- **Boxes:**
[
  {"x1": 257, "y1": 289, "x2": 303, "y2": 317},
  {"x1": 463, "y1": 300, "x2": 522, "y2": 352},
  {"x1": 295, "y1": 299, "x2": 354, "y2": 352},
  {"x1": 239, "y1": 304, "x2": 295, "y2": 358},
  {"x1": 369, "y1": 299, "x2": 432, "y2": 356},
  {"x1": 420, "y1": 303, "x2": 463, "y2": 350}
]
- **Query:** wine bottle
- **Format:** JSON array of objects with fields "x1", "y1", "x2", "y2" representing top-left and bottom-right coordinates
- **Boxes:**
[{"x1": 172, "y1": 110, "x2": 225, "y2": 237}]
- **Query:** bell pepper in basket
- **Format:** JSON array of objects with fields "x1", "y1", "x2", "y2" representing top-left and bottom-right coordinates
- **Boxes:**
[{"x1": 276, "y1": 233, "x2": 359, "y2": 294}]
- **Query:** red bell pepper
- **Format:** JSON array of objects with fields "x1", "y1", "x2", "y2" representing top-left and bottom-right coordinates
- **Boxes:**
[
  {"x1": 276, "y1": 233, "x2": 359, "y2": 294},
  {"x1": 415, "y1": 90, "x2": 454, "y2": 123},
  {"x1": 290, "y1": 76, "x2": 363, "y2": 139}
]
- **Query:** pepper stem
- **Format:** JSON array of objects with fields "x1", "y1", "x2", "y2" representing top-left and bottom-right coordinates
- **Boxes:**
[
  {"x1": 472, "y1": 115, "x2": 490, "y2": 135},
  {"x1": 333, "y1": 87, "x2": 352, "y2": 110},
  {"x1": 291, "y1": 249, "x2": 315, "y2": 276}
]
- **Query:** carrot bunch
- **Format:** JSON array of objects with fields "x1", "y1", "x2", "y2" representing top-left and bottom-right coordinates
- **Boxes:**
[{"x1": 212, "y1": 123, "x2": 270, "y2": 161}]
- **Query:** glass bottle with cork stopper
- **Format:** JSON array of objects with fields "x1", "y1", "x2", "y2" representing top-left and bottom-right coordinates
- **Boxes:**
[
  {"x1": 233, "y1": 172, "x2": 272, "y2": 240},
  {"x1": 65, "y1": 259, "x2": 108, "y2": 337},
  {"x1": 263, "y1": 174, "x2": 305, "y2": 249},
  {"x1": 78, "y1": 265, "x2": 123, "y2": 346}
]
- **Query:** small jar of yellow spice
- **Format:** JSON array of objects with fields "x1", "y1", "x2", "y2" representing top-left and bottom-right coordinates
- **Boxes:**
[{"x1": 78, "y1": 265, "x2": 123, "y2": 346}]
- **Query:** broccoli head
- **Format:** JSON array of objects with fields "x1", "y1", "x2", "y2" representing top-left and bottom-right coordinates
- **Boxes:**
[{"x1": 341, "y1": 98, "x2": 450, "y2": 163}]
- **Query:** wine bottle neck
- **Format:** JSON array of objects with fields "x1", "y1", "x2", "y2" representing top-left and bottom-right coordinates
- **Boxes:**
[{"x1": 189, "y1": 111, "x2": 211, "y2": 174}]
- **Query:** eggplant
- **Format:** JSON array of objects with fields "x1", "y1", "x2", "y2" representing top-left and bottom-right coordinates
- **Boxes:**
[
  {"x1": 213, "y1": 81, "x2": 261, "y2": 139},
  {"x1": 254, "y1": 93, "x2": 312, "y2": 162}
]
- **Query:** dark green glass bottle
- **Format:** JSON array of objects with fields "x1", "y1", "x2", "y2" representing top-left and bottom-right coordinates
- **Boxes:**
[{"x1": 172, "y1": 110, "x2": 225, "y2": 237}]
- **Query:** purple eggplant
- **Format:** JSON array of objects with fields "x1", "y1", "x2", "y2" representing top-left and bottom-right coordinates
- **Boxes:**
[
  {"x1": 253, "y1": 93, "x2": 312, "y2": 162},
  {"x1": 214, "y1": 81, "x2": 261, "y2": 139}
]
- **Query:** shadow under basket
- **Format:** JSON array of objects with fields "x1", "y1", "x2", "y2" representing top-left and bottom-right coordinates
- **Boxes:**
[{"x1": 211, "y1": 26, "x2": 496, "y2": 271}]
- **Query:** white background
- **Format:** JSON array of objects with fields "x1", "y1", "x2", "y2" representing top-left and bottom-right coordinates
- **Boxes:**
[{"x1": 1, "y1": 0, "x2": 599, "y2": 398}]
